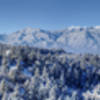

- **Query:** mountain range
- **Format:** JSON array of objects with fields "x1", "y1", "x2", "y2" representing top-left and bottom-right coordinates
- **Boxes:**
[{"x1": 0, "y1": 26, "x2": 100, "y2": 54}]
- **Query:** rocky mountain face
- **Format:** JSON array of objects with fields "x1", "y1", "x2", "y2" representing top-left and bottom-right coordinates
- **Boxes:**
[
  {"x1": 0, "y1": 26, "x2": 100, "y2": 54},
  {"x1": 0, "y1": 43, "x2": 100, "y2": 100}
]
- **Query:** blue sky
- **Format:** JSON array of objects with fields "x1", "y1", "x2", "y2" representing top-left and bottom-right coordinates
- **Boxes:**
[{"x1": 0, "y1": 0, "x2": 100, "y2": 33}]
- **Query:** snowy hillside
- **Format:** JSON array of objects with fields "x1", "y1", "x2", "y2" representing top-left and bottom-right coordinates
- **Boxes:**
[
  {"x1": 0, "y1": 26, "x2": 100, "y2": 54},
  {"x1": 0, "y1": 43, "x2": 100, "y2": 100}
]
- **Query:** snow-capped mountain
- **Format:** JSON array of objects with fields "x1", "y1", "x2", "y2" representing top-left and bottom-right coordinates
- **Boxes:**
[{"x1": 0, "y1": 26, "x2": 100, "y2": 54}]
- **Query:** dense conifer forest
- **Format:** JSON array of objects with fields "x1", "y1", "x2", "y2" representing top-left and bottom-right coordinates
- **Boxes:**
[{"x1": 0, "y1": 43, "x2": 100, "y2": 100}]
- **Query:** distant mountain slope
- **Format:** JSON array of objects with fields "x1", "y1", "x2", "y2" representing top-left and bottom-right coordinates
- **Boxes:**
[{"x1": 0, "y1": 26, "x2": 100, "y2": 54}]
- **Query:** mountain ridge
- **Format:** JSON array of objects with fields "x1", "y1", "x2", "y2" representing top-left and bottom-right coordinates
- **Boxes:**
[{"x1": 0, "y1": 26, "x2": 100, "y2": 54}]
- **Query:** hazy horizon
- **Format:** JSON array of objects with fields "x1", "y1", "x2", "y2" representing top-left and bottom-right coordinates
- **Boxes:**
[{"x1": 1, "y1": 25, "x2": 100, "y2": 34}]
